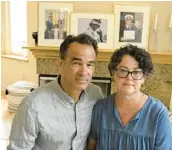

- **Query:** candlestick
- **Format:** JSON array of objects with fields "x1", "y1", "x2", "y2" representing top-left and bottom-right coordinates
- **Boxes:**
[
  {"x1": 154, "y1": 14, "x2": 158, "y2": 32},
  {"x1": 169, "y1": 30, "x2": 172, "y2": 51},
  {"x1": 169, "y1": 13, "x2": 172, "y2": 30}
]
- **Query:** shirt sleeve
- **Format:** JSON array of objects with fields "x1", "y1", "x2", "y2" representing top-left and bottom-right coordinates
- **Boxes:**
[
  {"x1": 154, "y1": 108, "x2": 172, "y2": 150},
  {"x1": 7, "y1": 97, "x2": 39, "y2": 150}
]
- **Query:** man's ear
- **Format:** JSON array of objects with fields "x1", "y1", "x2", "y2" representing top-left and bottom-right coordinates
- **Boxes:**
[
  {"x1": 56, "y1": 57, "x2": 64, "y2": 69},
  {"x1": 56, "y1": 57, "x2": 64, "y2": 74}
]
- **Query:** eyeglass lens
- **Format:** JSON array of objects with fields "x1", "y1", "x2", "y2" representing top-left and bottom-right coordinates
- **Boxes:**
[{"x1": 116, "y1": 68, "x2": 143, "y2": 80}]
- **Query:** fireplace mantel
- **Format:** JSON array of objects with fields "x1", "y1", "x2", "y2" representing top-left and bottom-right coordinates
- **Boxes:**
[{"x1": 24, "y1": 46, "x2": 172, "y2": 64}]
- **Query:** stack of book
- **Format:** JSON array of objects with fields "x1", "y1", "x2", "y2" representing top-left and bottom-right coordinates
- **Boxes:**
[{"x1": 6, "y1": 81, "x2": 38, "y2": 112}]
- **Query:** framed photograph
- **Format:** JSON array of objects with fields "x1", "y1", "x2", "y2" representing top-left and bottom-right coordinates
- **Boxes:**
[
  {"x1": 38, "y1": 2, "x2": 73, "y2": 47},
  {"x1": 70, "y1": 12, "x2": 115, "y2": 49},
  {"x1": 114, "y1": 4, "x2": 150, "y2": 50}
]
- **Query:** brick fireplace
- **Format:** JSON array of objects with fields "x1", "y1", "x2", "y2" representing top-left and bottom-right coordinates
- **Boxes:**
[
  {"x1": 24, "y1": 46, "x2": 172, "y2": 108},
  {"x1": 36, "y1": 58, "x2": 172, "y2": 108}
]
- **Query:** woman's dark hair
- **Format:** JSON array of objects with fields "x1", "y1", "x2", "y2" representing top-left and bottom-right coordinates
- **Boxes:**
[
  {"x1": 108, "y1": 44, "x2": 154, "y2": 76},
  {"x1": 59, "y1": 33, "x2": 98, "y2": 60}
]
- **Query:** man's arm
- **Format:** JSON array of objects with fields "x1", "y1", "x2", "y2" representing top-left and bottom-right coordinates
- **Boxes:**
[
  {"x1": 88, "y1": 138, "x2": 97, "y2": 150},
  {"x1": 7, "y1": 97, "x2": 38, "y2": 150}
]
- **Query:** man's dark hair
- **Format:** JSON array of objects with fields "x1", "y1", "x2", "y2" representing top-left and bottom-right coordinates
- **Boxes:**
[
  {"x1": 108, "y1": 44, "x2": 154, "y2": 76},
  {"x1": 59, "y1": 33, "x2": 98, "y2": 60}
]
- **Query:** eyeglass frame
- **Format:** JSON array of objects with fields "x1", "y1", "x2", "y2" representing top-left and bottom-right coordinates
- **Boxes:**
[{"x1": 115, "y1": 68, "x2": 144, "y2": 80}]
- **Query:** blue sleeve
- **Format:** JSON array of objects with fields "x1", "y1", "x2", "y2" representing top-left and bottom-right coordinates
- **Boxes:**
[
  {"x1": 89, "y1": 103, "x2": 100, "y2": 141},
  {"x1": 7, "y1": 97, "x2": 39, "y2": 150},
  {"x1": 154, "y1": 108, "x2": 172, "y2": 149}
]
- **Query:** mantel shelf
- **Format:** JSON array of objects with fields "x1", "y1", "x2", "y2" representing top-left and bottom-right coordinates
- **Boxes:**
[{"x1": 24, "y1": 46, "x2": 172, "y2": 64}]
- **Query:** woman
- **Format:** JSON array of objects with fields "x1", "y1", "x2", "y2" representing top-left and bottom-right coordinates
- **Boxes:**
[
  {"x1": 88, "y1": 44, "x2": 172, "y2": 150},
  {"x1": 85, "y1": 19, "x2": 104, "y2": 43}
]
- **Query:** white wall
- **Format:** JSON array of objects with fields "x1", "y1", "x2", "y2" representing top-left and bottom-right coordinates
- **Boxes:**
[
  {"x1": 1, "y1": 1, "x2": 172, "y2": 89},
  {"x1": 1, "y1": 53, "x2": 38, "y2": 89}
]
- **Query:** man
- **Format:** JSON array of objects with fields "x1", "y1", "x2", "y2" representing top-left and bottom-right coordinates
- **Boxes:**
[
  {"x1": 44, "y1": 13, "x2": 53, "y2": 39},
  {"x1": 85, "y1": 19, "x2": 104, "y2": 43},
  {"x1": 7, "y1": 34, "x2": 104, "y2": 150},
  {"x1": 124, "y1": 14, "x2": 135, "y2": 30},
  {"x1": 120, "y1": 14, "x2": 142, "y2": 42}
]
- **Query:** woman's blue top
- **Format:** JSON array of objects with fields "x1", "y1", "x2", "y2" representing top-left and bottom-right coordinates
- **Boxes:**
[{"x1": 89, "y1": 94, "x2": 172, "y2": 150}]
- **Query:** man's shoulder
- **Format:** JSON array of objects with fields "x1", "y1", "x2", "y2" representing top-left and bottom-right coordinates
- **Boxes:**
[
  {"x1": 85, "y1": 83, "x2": 104, "y2": 100},
  {"x1": 86, "y1": 83, "x2": 102, "y2": 93},
  {"x1": 32, "y1": 80, "x2": 56, "y2": 94},
  {"x1": 24, "y1": 81, "x2": 58, "y2": 104},
  {"x1": 17, "y1": 80, "x2": 61, "y2": 113}
]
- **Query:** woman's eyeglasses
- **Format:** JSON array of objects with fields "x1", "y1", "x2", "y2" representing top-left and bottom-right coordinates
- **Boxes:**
[{"x1": 115, "y1": 68, "x2": 144, "y2": 80}]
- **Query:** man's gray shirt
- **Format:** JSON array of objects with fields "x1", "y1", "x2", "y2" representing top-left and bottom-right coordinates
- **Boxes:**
[{"x1": 7, "y1": 79, "x2": 103, "y2": 150}]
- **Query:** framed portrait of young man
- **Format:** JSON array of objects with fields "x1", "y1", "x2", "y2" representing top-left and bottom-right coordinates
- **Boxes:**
[{"x1": 114, "y1": 4, "x2": 151, "y2": 50}]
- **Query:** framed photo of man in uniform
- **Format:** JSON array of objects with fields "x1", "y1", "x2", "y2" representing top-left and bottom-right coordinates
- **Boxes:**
[
  {"x1": 38, "y1": 2, "x2": 73, "y2": 47},
  {"x1": 70, "y1": 12, "x2": 115, "y2": 49},
  {"x1": 114, "y1": 4, "x2": 150, "y2": 50}
]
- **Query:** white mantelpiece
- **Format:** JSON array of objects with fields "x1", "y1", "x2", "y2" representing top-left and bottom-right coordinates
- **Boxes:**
[{"x1": 24, "y1": 46, "x2": 172, "y2": 64}]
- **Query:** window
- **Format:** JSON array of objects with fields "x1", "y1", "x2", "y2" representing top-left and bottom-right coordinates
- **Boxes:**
[{"x1": 1, "y1": 1, "x2": 28, "y2": 57}]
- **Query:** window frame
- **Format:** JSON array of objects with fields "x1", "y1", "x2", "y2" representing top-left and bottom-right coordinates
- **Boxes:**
[{"x1": 1, "y1": 1, "x2": 28, "y2": 58}]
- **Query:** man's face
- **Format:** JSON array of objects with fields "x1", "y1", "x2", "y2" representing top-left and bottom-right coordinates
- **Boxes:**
[
  {"x1": 58, "y1": 42, "x2": 96, "y2": 92},
  {"x1": 125, "y1": 17, "x2": 133, "y2": 25}
]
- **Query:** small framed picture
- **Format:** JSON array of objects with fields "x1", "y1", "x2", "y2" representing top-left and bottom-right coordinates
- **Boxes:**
[
  {"x1": 114, "y1": 4, "x2": 151, "y2": 50},
  {"x1": 38, "y1": 2, "x2": 73, "y2": 47},
  {"x1": 70, "y1": 12, "x2": 115, "y2": 49}
]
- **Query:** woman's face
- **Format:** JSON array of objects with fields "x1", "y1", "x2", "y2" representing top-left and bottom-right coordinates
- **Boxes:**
[
  {"x1": 90, "y1": 23, "x2": 100, "y2": 31},
  {"x1": 114, "y1": 55, "x2": 145, "y2": 96}
]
